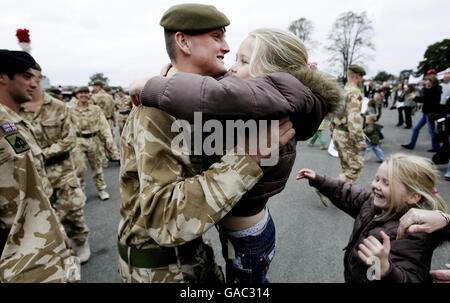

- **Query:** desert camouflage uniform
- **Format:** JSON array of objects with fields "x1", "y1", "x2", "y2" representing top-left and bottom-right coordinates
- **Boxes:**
[
  {"x1": 117, "y1": 103, "x2": 263, "y2": 283},
  {"x1": 67, "y1": 96, "x2": 78, "y2": 108},
  {"x1": 19, "y1": 93, "x2": 89, "y2": 246},
  {"x1": 69, "y1": 102, "x2": 112, "y2": 192},
  {"x1": 330, "y1": 81, "x2": 365, "y2": 183},
  {"x1": 0, "y1": 103, "x2": 74, "y2": 282},
  {"x1": 91, "y1": 89, "x2": 120, "y2": 161},
  {"x1": 115, "y1": 95, "x2": 133, "y2": 135}
]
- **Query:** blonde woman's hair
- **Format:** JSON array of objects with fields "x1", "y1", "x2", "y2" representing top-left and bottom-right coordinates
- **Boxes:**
[
  {"x1": 379, "y1": 153, "x2": 447, "y2": 221},
  {"x1": 248, "y1": 28, "x2": 343, "y2": 115}
]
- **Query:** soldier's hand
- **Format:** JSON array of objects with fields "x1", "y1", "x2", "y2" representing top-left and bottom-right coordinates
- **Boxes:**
[
  {"x1": 246, "y1": 116, "x2": 295, "y2": 164},
  {"x1": 106, "y1": 140, "x2": 114, "y2": 150},
  {"x1": 296, "y1": 169, "x2": 316, "y2": 181},
  {"x1": 129, "y1": 77, "x2": 151, "y2": 106},
  {"x1": 64, "y1": 235, "x2": 72, "y2": 249},
  {"x1": 360, "y1": 143, "x2": 367, "y2": 152}
]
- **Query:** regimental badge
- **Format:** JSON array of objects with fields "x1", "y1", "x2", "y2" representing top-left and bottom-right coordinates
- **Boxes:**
[
  {"x1": 5, "y1": 132, "x2": 30, "y2": 154},
  {"x1": 1, "y1": 122, "x2": 18, "y2": 133}
]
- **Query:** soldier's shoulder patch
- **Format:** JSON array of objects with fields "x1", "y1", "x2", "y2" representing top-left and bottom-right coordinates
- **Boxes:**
[
  {"x1": 4, "y1": 132, "x2": 30, "y2": 154},
  {"x1": 1, "y1": 122, "x2": 18, "y2": 133},
  {"x1": 357, "y1": 96, "x2": 362, "y2": 101}
]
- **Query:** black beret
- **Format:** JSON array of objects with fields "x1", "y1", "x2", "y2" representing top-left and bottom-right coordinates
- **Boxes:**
[
  {"x1": 0, "y1": 49, "x2": 37, "y2": 75},
  {"x1": 48, "y1": 88, "x2": 62, "y2": 95},
  {"x1": 32, "y1": 62, "x2": 42, "y2": 72},
  {"x1": 348, "y1": 64, "x2": 366, "y2": 76},
  {"x1": 160, "y1": 3, "x2": 230, "y2": 32}
]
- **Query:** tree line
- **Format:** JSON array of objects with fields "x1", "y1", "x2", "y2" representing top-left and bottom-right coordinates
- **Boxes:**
[{"x1": 288, "y1": 12, "x2": 450, "y2": 83}]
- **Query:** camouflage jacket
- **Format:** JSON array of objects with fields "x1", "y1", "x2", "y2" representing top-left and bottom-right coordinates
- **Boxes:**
[
  {"x1": 67, "y1": 97, "x2": 78, "y2": 108},
  {"x1": 0, "y1": 103, "x2": 71, "y2": 282},
  {"x1": 19, "y1": 93, "x2": 78, "y2": 188},
  {"x1": 91, "y1": 89, "x2": 116, "y2": 122},
  {"x1": 331, "y1": 82, "x2": 365, "y2": 148},
  {"x1": 118, "y1": 105, "x2": 263, "y2": 248},
  {"x1": 69, "y1": 103, "x2": 113, "y2": 142},
  {"x1": 115, "y1": 95, "x2": 133, "y2": 114}
]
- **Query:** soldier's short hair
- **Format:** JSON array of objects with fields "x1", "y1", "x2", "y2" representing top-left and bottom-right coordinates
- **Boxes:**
[{"x1": 164, "y1": 29, "x2": 177, "y2": 63}]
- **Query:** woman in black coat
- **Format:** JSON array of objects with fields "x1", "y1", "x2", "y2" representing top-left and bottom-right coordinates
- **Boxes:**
[{"x1": 401, "y1": 74, "x2": 442, "y2": 152}]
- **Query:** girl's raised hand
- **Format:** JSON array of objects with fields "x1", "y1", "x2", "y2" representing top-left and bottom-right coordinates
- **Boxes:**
[
  {"x1": 357, "y1": 231, "x2": 391, "y2": 279},
  {"x1": 296, "y1": 169, "x2": 316, "y2": 181}
]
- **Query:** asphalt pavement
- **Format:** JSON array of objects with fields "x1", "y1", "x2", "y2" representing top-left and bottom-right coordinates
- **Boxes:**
[{"x1": 79, "y1": 105, "x2": 450, "y2": 283}]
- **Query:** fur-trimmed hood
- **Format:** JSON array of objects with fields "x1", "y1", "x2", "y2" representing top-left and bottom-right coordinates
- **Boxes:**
[{"x1": 292, "y1": 68, "x2": 345, "y2": 118}]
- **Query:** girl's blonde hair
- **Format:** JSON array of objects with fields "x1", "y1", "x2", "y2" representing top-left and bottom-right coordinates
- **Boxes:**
[
  {"x1": 247, "y1": 28, "x2": 343, "y2": 115},
  {"x1": 379, "y1": 153, "x2": 447, "y2": 221}
]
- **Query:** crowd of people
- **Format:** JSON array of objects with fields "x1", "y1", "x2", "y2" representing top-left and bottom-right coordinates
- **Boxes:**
[{"x1": 0, "y1": 3, "x2": 449, "y2": 284}]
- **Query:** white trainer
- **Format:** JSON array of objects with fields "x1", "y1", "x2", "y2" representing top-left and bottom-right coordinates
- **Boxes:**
[{"x1": 98, "y1": 190, "x2": 110, "y2": 200}]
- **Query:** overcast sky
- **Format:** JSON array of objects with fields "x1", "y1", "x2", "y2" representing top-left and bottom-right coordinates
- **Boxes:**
[{"x1": 1, "y1": 0, "x2": 448, "y2": 87}]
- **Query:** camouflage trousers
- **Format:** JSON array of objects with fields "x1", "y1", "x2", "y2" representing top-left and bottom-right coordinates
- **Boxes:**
[
  {"x1": 118, "y1": 238, "x2": 224, "y2": 283},
  {"x1": 118, "y1": 113, "x2": 129, "y2": 136},
  {"x1": 332, "y1": 129, "x2": 364, "y2": 184},
  {"x1": 47, "y1": 161, "x2": 90, "y2": 246},
  {"x1": 106, "y1": 118, "x2": 120, "y2": 161},
  {"x1": 72, "y1": 136, "x2": 107, "y2": 191}
]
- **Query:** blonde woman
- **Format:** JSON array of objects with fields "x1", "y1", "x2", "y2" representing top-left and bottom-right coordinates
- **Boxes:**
[
  {"x1": 139, "y1": 28, "x2": 343, "y2": 283},
  {"x1": 297, "y1": 153, "x2": 447, "y2": 282}
]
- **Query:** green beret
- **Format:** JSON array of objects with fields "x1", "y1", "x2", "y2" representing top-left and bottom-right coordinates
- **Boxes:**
[
  {"x1": 93, "y1": 80, "x2": 104, "y2": 87},
  {"x1": 75, "y1": 86, "x2": 90, "y2": 94},
  {"x1": 348, "y1": 65, "x2": 366, "y2": 76},
  {"x1": 104, "y1": 85, "x2": 111, "y2": 91},
  {"x1": 160, "y1": 3, "x2": 230, "y2": 32},
  {"x1": 117, "y1": 87, "x2": 124, "y2": 92}
]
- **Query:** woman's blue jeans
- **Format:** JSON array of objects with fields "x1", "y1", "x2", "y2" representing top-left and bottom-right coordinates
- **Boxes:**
[
  {"x1": 407, "y1": 113, "x2": 440, "y2": 150},
  {"x1": 218, "y1": 210, "x2": 276, "y2": 283}
]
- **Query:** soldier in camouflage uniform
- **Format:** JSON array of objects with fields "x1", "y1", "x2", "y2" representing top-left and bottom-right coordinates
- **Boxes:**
[
  {"x1": 91, "y1": 81, "x2": 120, "y2": 163},
  {"x1": 117, "y1": 4, "x2": 295, "y2": 283},
  {"x1": 330, "y1": 65, "x2": 367, "y2": 183},
  {"x1": 19, "y1": 65, "x2": 91, "y2": 264},
  {"x1": 70, "y1": 86, "x2": 113, "y2": 201},
  {"x1": 115, "y1": 87, "x2": 133, "y2": 135},
  {"x1": 0, "y1": 50, "x2": 77, "y2": 282}
]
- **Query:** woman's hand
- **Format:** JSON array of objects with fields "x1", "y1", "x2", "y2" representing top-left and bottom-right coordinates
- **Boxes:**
[
  {"x1": 129, "y1": 77, "x2": 151, "y2": 106},
  {"x1": 357, "y1": 231, "x2": 391, "y2": 278},
  {"x1": 397, "y1": 209, "x2": 449, "y2": 240},
  {"x1": 430, "y1": 264, "x2": 450, "y2": 283},
  {"x1": 296, "y1": 169, "x2": 316, "y2": 181}
]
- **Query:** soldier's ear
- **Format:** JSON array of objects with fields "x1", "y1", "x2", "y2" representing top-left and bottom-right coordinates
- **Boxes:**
[
  {"x1": 175, "y1": 32, "x2": 191, "y2": 56},
  {"x1": 0, "y1": 72, "x2": 9, "y2": 85}
]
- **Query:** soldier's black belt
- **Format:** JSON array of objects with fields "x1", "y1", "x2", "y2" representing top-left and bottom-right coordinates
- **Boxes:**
[
  {"x1": 76, "y1": 132, "x2": 97, "y2": 138},
  {"x1": 335, "y1": 125, "x2": 349, "y2": 132},
  {"x1": 119, "y1": 111, "x2": 131, "y2": 115},
  {"x1": 117, "y1": 236, "x2": 202, "y2": 268},
  {"x1": 45, "y1": 151, "x2": 71, "y2": 166}
]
